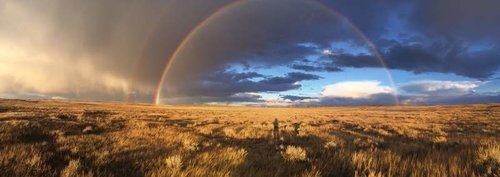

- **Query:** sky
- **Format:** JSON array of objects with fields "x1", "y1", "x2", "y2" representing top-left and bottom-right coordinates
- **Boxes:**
[{"x1": 0, "y1": 0, "x2": 499, "y2": 106}]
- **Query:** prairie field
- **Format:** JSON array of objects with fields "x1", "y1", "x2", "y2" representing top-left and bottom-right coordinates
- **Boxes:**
[{"x1": 0, "y1": 99, "x2": 499, "y2": 177}]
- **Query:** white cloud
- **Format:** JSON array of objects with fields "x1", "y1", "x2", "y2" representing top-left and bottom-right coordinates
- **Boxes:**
[
  {"x1": 321, "y1": 81, "x2": 394, "y2": 98},
  {"x1": 263, "y1": 98, "x2": 292, "y2": 107},
  {"x1": 230, "y1": 92, "x2": 262, "y2": 100},
  {"x1": 321, "y1": 49, "x2": 337, "y2": 56},
  {"x1": 400, "y1": 80, "x2": 482, "y2": 96}
]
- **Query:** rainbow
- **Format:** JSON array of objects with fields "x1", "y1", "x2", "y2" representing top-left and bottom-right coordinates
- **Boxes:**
[{"x1": 154, "y1": 0, "x2": 399, "y2": 105}]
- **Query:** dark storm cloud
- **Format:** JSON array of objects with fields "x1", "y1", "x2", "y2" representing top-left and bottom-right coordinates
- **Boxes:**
[
  {"x1": 324, "y1": 54, "x2": 380, "y2": 68},
  {"x1": 384, "y1": 42, "x2": 500, "y2": 79},
  {"x1": 161, "y1": 71, "x2": 321, "y2": 104},
  {"x1": 318, "y1": 0, "x2": 404, "y2": 39},
  {"x1": 290, "y1": 64, "x2": 322, "y2": 72},
  {"x1": 399, "y1": 81, "x2": 481, "y2": 96},
  {"x1": 163, "y1": 92, "x2": 265, "y2": 104},
  {"x1": 314, "y1": 93, "x2": 398, "y2": 106},
  {"x1": 321, "y1": 39, "x2": 500, "y2": 79},
  {"x1": 319, "y1": 0, "x2": 500, "y2": 44},
  {"x1": 205, "y1": 71, "x2": 264, "y2": 82},
  {"x1": 290, "y1": 64, "x2": 342, "y2": 72},
  {"x1": 329, "y1": 93, "x2": 500, "y2": 106},
  {"x1": 281, "y1": 95, "x2": 314, "y2": 101},
  {"x1": 313, "y1": 0, "x2": 500, "y2": 80},
  {"x1": 408, "y1": 0, "x2": 500, "y2": 40},
  {"x1": 403, "y1": 93, "x2": 500, "y2": 105},
  {"x1": 283, "y1": 72, "x2": 322, "y2": 81},
  {"x1": 185, "y1": 71, "x2": 322, "y2": 98},
  {"x1": 285, "y1": 92, "x2": 500, "y2": 106}
]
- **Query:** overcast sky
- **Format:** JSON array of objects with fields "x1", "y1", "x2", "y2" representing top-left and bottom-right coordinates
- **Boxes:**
[{"x1": 1, "y1": 0, "x2": 499, "y2": 106}]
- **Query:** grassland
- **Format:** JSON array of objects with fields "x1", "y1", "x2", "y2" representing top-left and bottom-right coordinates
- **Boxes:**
[{"x1": 0, "y1": 99, "x2": 498, "y2": 177}]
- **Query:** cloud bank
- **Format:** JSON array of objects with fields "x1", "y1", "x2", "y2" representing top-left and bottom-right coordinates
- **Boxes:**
[
  {"x1": 281, "y1": 80, "x2": 499, "y2": 106},
  {"x1": 400, "y1": 80, "x2": 482, "y2": 96}
]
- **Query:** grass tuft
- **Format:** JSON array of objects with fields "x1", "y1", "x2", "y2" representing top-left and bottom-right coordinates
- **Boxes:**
[{"x1": 282, "y1": 146, "x2": 307, "y2": 162}]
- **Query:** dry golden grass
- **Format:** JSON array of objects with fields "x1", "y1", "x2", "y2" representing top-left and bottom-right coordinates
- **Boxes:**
[{"x1": 0, "y1": 99, "x2": 499, "y2": 177}]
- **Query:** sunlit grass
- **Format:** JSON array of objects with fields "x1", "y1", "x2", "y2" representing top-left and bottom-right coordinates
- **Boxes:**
[{"x1": 0, "y1": 99, "x2": 498, "y2": 176}]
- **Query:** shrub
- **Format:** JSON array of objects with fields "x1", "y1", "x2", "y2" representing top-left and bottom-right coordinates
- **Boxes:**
[
  {"x1": 220, "y1": 147, "x2": 247, "y2": 166},
  {"x1": 164, "y1": 155, "x2": 183, "y2": 171},
  {"x1": 82, "y1": 110, "x2": 113, "y2": 118},
  {"x1": 182, "y1": 139, "x2": 199, "y2": 151},
  {"x1": 299, "y1": 166, "x2": 322, "y2": 177},
  {"x1": 432, "y1": 136, "x2": 448, "y2": 143},
  {"x1": 282, "y1": 146, "x2": 307, "y2": 162},
  {"x1": 57, "y1": 114, "x2": 77, "y2": 121},
  {"x1": 61, "y1": 159, "x2": 93, "y2": 177},
  {"x1": 476, "y1": 144, "x2": 500, "y2": 176},
  {"x1": 324, "y1": 141, "x2": 338, "y2": 149},
  {"x1": 61, "y1": 159, "x2": 82, "y2": 177}
]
